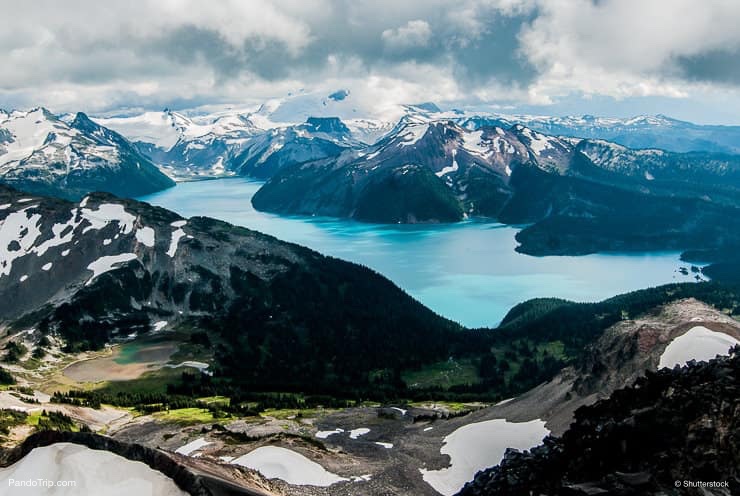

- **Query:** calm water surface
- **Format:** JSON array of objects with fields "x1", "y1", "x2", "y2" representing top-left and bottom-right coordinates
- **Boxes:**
[{"x1": 138, "y1": 178, "x2": 698, "y2": 327}]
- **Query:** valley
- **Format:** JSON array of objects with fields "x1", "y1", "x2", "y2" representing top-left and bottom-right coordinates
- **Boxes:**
[
  {"x1": 2, "y1": 291, "x2": 738, "y2": 495},
  {"x1": 2, "y1": 97, "x2": 740, "y2": 496},
  {"x1": 138, "y1": 177, "x2": 702, "y2": 327},
  {"x1": 5, "y1": 2, "x2": 740, "y2": 494},
  {"x1": 62, "y1": 337, "x2": 181, "y2": 382}
]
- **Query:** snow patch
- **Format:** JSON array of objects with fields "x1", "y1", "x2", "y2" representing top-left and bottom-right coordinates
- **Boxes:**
[
  {"x1": 461, "y1": 131, "x2": 488, "y2": 155},
  {"x1": 152, "y1": 321, "x2": 168, "y2": 332},
  {"x1": 0, "y1": 443, "x2": 186, "y2": 495},
  {"x1": 230, "y1": 446, "x2": 348, "y2": 487},
  {"x1": 375, "y1": 442, "x2": 393, "y2": 449},
  {"x1": 316, "y1": 428, "x2": 344, "y2": 439},
  {"x1": 85, "y1": 253, "x2": 137, "y2": 285},
  {"x1": 398, "y1": 124, "x2": 428, "y2": 147},
  {"x1": 135, "y1": 226, "x2": 156, "y2": 247},
  {"x1": 436, "y1": 149, "x2": 459, "y2": 177},
  {"x1": 349, "y1": 428, "x2": 370, "y2": 439},
  {"x1": 420, "y1": 418, "x2": 549, "y2": 496},
  {"x1": 658, "y1": 326, "x2": 739, "y2": 369},
  {"x1": 42, "y1": 262, "x2": 52, "y2": 271},
  {"x1": 175, "y1": 438, "x2": 211, "y2": 456},
  {"x1": 81, "y1": 203, "x2": 136, "y2": 235},
  {"x1": 165, "y1": 361, "x2": 211, "y2": 376},
  {"x1": 0, "y1": 208, "x2": 43, "y2": 277},
  {"x1": 167, "y1": 222, "x2": 187, "y2": 257},
  {"x1": 521, "y1": 127, "x2": 555, "y2": 156}
]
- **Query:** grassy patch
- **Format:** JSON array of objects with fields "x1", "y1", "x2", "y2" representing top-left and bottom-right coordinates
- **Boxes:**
[
  {"x1": 197, "y1": 395, "x2": 230, "y2": 406},
  {"x1": 402, "y1": 358, "x2": 480, "y2": 390},
  {"x1": 259, "y1": 408, "x2": 337, "y2": 420},
  {"x1": 168, "y1": 342, "x2": 211, "y2": 364},
  {"x1": 25, "y1": 411, "x2": 79, "y2": 432},
  {"x1": 536, "y1": 340, "x2": 566, "y2": 360},
  {"x1": 489, "y1": 339, "x2": 566, "y2": 383},
  {"x1": 20, "y1": 357, "x2": 44, "y2": 370},
  {"x1": 25, "y1": 411, "x2": 42, "y2": 426},
  {"x1": 0, "y1": 409, "x2": 28, "y2": 437},
  {"x1": 89, "y1": 368, "x2": 184, "y2": 395},
  {"x1": 409, "y1": 401, "x2": 486, "y2": 413},
  {"x1": 152, "y1": 407, "x2": 228, "y2": 425}
]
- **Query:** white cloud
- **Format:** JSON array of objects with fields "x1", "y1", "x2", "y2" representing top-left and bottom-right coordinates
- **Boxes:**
[
  {"x1": 519, "y1": 0, "x2": 740, "y2": 99},
  {"x1": 381, "y1": 20, "x2": 432, "y2": 51},
  {"x1": 3, "y1": 0, "x2": 740, "y2": 121}
]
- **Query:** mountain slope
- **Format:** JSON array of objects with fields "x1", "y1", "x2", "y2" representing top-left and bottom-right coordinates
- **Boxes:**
[
  {"x1": 0, "y1": 109, "x2": 174, "y2": 200},
  {"x1": 0, "y1": 184, "x2": 468, "y2": 394},
  {"x1": 4, "y1": 183, "x2": 740, "y2": 401},
  {"x1": 230, "y1": 117, "x2": 362, "y2": 180},
  {"x1": 96, "y1": 109, "x2": 262, "y2": 180},
  {"x1": 252, "y1": 119, "x2": 544, "y2": 222},
  {"x1": 98, "y1": 110, "x2": 362, "y2": 181},
  {"x1": 458, "y1": 348, "x2": 740, "y2": 496},
  {"x1": 252, "y1": 119, "x2": 740, "y2": 258}
]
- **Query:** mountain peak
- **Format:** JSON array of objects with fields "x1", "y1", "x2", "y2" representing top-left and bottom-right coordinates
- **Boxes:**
[
  {"x1": 410, "y1": 102, "x2": 441, "y2": 113},
  {"x1": 304, "y1": 116, "x2": 350, "y2": 135}
]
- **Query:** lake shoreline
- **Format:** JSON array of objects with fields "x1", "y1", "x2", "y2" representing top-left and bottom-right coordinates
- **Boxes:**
[{"x1": 137, "y1": 177, "x2": 702, "y2": 328}]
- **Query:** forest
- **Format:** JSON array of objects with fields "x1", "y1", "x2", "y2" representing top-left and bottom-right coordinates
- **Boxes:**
[{"x1": 46, "y1": 279, "x2": 740, "y2": 407}]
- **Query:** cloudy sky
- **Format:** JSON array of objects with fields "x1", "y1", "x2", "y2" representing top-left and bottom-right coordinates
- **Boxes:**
[{"x1": 3, "y1": 0, "x2": 740, "y2": 123}]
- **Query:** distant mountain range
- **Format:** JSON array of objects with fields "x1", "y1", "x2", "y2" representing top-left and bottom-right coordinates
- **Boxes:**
[
  {"x1": 0, "y1": 108, "x2": 173, "y2": 200},
  {"x1": 6, "y1": 96, "x2": 740, "y2": 262},
  {"x1": 95, "y1": 109, "x2": 368, "y2": 181},
  {"x1": 460, "y1": 113, "x2": 740, "y2": 154},
  {"x1": 253, "y1": 116, "x2": 740, "y2": 259},
  {"x1": 91, "y1": 93, "x2": 740, "y2": 182}
]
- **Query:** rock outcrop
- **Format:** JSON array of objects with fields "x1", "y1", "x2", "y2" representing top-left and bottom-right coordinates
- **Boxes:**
[{"x1": 457, "y1": 350, "x2": 740, "y2": 496}]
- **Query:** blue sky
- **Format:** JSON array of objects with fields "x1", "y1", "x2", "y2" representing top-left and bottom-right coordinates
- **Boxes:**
[{"x1": 3, "y1": 0, "x2": 740, "y2": 124}]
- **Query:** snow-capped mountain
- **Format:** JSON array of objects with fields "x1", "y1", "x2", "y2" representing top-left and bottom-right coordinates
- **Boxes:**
[
  {"x1": 91, "y1": 93, "x2": 740, "y2": 186},
  {"x1": 230, "y1": 116, "x2": 363, "y2": 179},
  {"x1": 95, "y1": 109, "x2": 262, "y2": 180},
  {"x1": 252, "y1": 117, "x2": 740, "y2": 262},
  {"x1": 0, "y1": 108, "x2": 174, "y2": 200},
  {"x1": 457, "y1": 112, "x2": 740, "y2": 154},
  {"x1": 245, "y1": 89, "x2": 405, "y2": 141},
  {"x1": 95, "y1": 99, "x2": 376, "y2": 180},
  {"x1": 252, "y1": 118, "x2": 579, "y2": 222}
]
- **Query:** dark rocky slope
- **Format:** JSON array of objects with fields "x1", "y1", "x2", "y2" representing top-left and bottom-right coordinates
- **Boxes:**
[
  {"x1": 457, "y1": 350, "x2": 740, "y2": 496},
  {"x1": 252, "y1": 119, "x2": 740, "y2": 260},
  {"x1": 0, "y1": 184, "x2": 470, "y2": 396}
]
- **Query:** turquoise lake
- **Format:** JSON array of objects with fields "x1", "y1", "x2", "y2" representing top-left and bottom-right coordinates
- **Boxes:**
[{"x1": 138, "y1": 178, "x2": 700, "y2": 328}]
